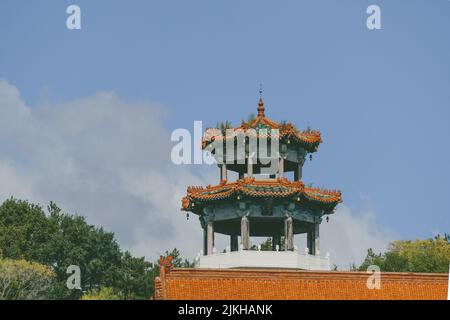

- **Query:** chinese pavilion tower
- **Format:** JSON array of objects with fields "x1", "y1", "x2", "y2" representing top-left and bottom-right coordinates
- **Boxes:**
[{"x1": 181, "y1": 97, "x2": 342, "y2": 270}]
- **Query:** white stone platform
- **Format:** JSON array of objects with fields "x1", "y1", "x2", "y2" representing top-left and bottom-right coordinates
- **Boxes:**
[{"x1": 196, "y1": 250, "x2": 331, "y2": 271}]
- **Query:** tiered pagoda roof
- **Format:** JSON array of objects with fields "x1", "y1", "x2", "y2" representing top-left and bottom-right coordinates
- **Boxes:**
[
  {"x1": 182, "y1": 177, "x2": 342, "y2": 214},
  {"x1": 202, "y1": 98, "x2": 322, "y2": 153},
  {"x1": 181, "y1": 95, "x2": 342, "y2": 256}
]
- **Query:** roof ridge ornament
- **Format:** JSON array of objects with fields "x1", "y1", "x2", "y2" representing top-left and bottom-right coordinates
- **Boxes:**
[
  {"x1": 158, "y1": 255, "x2": 173, "y2": 277},
  {"x1": 257, "y1": 97, "x2": 265, "y2": 117},
  {"x1": 257, "y1": 83, "x2": 265, "y2": 117}
]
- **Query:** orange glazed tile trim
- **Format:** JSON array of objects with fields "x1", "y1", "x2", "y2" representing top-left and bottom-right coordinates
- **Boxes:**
[
  {"x1": 181, "y1": 178, "x2": 342, "y2": 209},
  {"x1": 201, "y1": 99, "x2": 322, "y2": 152}
]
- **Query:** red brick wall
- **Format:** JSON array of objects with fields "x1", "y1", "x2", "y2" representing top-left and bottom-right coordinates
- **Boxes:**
[{"x1": 157, "y1": 268, "x2": 448, "y2": 300}]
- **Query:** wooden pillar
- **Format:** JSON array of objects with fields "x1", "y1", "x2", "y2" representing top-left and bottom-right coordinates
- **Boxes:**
[
  {"x1": 307, "y1": 229, "x2": 314, "y2": 255},
  {"x1": 230, "y1": 235, "x2": 239, "y2": 252},
  {"x1": 203, "y1": 228, "x2": 207, "y2": 256},
  {"x1": 247, "y1": 157, "x2": 253, "y2": 178},
  {"x1": 307, "y1": 224, "x2": 320, "y2": 255},
  {"x1": 241, "y1": 216, "x2": 250, "y2": 250},
  {"x1": 284, "y1": 217, "x2": 294, "y2": 251},
  {"x1": 220, "y1": 164, "x2": 227, "y2": 182},
  {"x1": 278, "y1": 157, "x2": 284, "y2": 178},
  {"x1": 314, "y1": 223, "x2": 320, "y2": 256},
  {"x1": 294, "y1": 163, "x2": 302, "y2": 181},
  {"x1": 207, "y1": 221, "x2": 214, "y2": 255}
]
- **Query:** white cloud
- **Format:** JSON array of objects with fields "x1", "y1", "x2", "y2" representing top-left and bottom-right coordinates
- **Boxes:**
[
  {"x1": 0, "y1": 79, "x2": 213, "y2": 260},
  {"x1": 320, "y1": 204, "x2": 394, "y2": 269},
  {"x1": 0, "y1": 162, "x2": 36, "y2": 201},
  {"x1": 0, "y1": 79, "x2": 392, "y2": 267}
]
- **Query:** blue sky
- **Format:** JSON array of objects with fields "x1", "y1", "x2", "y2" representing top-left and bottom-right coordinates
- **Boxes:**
[{"x1": 1, "y1": 0, "x2": 449, "y2": 263}]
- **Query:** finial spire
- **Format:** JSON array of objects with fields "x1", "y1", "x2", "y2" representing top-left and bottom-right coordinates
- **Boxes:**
[
  {"x1": 257, "y1": 97, "x2": 265, "y2": 117},
  {"x1": 257, "y1": 82, "x2": 265, "y2": 117}
]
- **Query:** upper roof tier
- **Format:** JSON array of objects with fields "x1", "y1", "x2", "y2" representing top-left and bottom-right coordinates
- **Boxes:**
[{"x1": 202, "y1": 98, "x2": 322, "y2": 154}]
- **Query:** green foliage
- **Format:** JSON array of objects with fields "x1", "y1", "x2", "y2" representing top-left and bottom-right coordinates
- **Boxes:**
[
  {"x1": 358, "y1": 235, "x2": 450, "y2": 273},
  {"x1": 215, "y1": 121, "x2": 233, "y2": 135},
  {"x1": 45, "y1": 202, "x2": 123, "y2": 299},
  {"x1": 279, "y1": 121, "x2": 298, "y2": 131},
  {"x1": 246, "y1": 113, "x2": 255, "y2": 122},
  {"x1": 162, "y1": 248, "x2": 195, "y2": 268},
  {"x1": 113, "y1": 251, "x2": 154, "y2": 299},
  {"x1": 81, "y1": 287, "x2": 120, "y2": 300},
  {"x1": 0, "y1": 198, "x2": 54, "y2": 262},
  {"x1": 253, "y1": 237, "x2": 285, "y2": 251},
  {"x1": 78, "y1": 248, "x2": 194, "y2": 300},
  {"x1": 0, "y1": 198, "x2": 195, "y2": 300},
  {"x1": 258, "y1": 238, "x2": 272, "y2": 251},
  {"x1": 0, "y1": 258, "x2": 56, "y2": 300}
]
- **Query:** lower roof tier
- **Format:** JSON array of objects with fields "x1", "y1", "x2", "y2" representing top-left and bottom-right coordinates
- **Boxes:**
[{"x1": 182, "y1": 177, "x2": 342, "y2": 214}]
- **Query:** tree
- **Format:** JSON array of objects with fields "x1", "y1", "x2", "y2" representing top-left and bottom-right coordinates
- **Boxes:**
[
  {"x1": 81, "y1": 287, "x2": 120, "y2": 300},
  {"x1": 163, "y1": 248, "x2": 195, "y2": 268},
  {"x1": 258, "y1": 238, "x2": 272, "y2": 251},
  {"x1": 216, "y1": 121, "x2": 233, "y2": 135},
  {"x1": 0, "y1": 198, "x2": 54, "y2": 262},
  {"x1": 0, "y1": 258, "x2": 55, "y2": 300},
  {"x1": 0, "y1": 198, "x2": 131, "y2": 299},
  {"x1": 0, "y1": 198, "x2": 195, "y2": 299},
  {"x1": 113, "y1": 251, "x2": 154, "y2": 299},
  {"x1": 358, "y1": 235, "x2": 450, "y2": 273},
  {"x1": 38, "y1": 201, "x2": 123, "y2": 299},
  {"x1": 253, "y1": 237, "x2": 285, "y2": 251}
]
